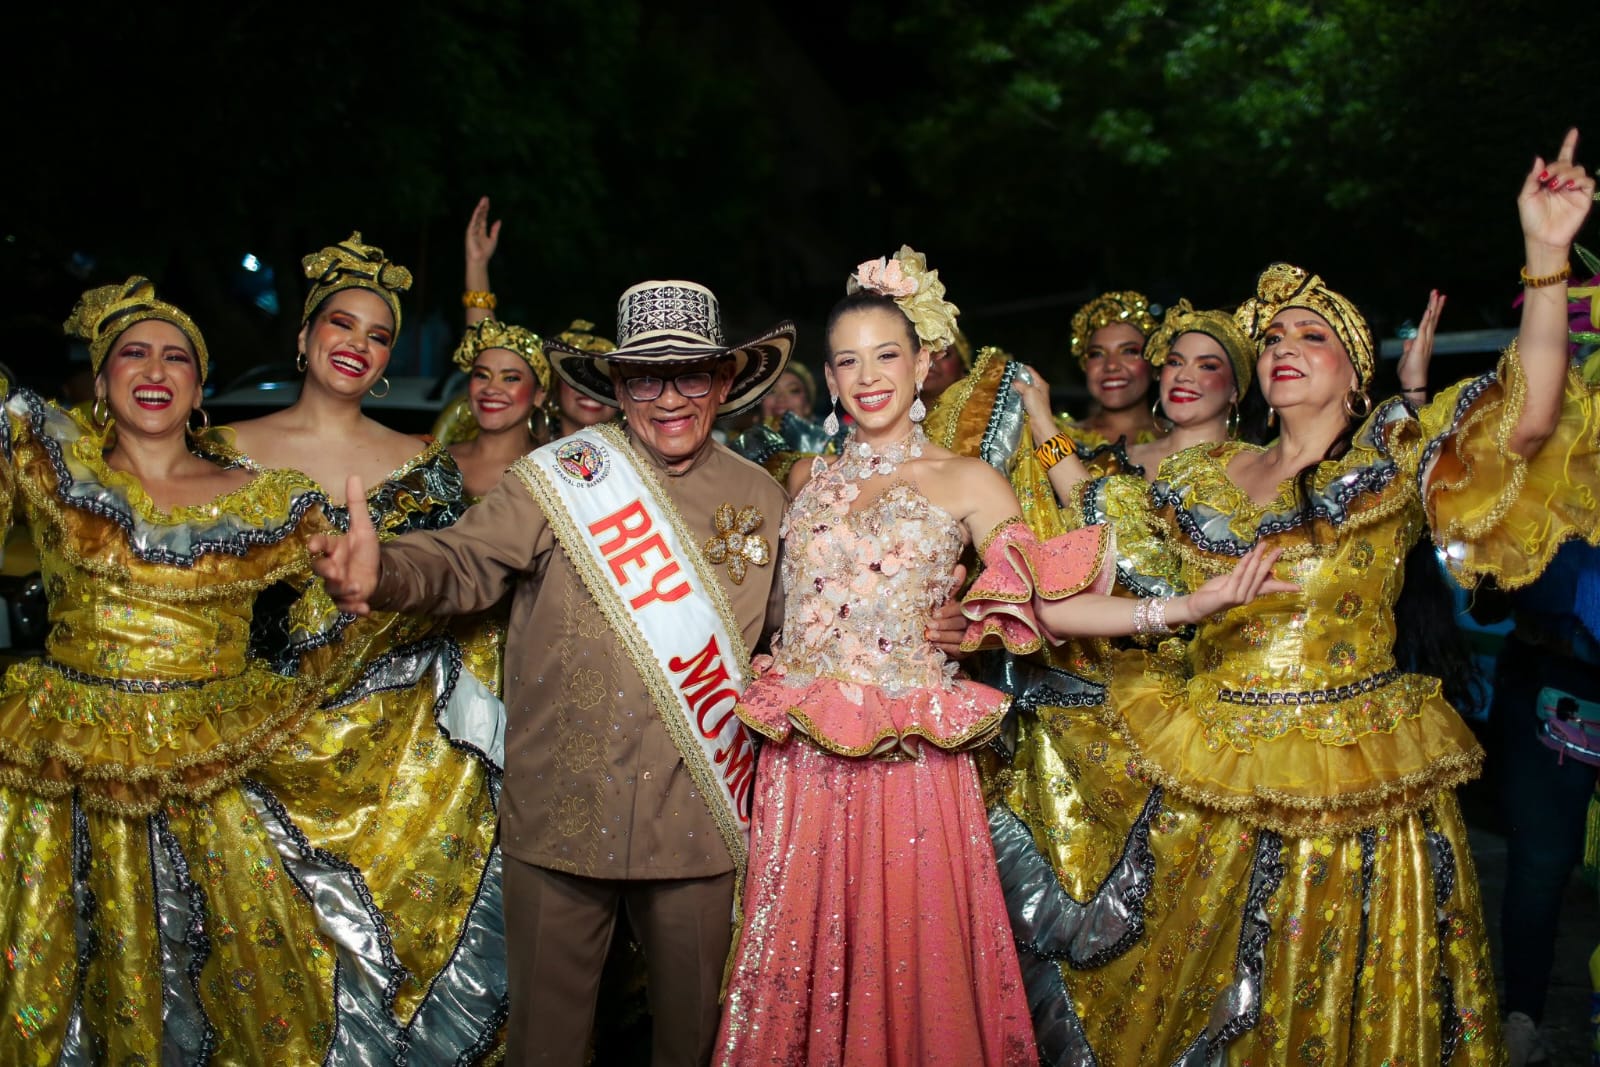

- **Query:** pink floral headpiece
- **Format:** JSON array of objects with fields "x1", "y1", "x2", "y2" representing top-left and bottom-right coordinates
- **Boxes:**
[{"x1": 846, "y1": 245, "x2": 960, "y2": 352}]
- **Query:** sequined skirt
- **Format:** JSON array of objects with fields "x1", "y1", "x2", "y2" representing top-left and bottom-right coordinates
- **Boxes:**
[
  {"x1": 995, "y1": 700, "x2": 1502, "y2": 1064},
  {"x1": 0, "y1": 631, "x2": 508, "y2": 1064},
  {"x1": 717, "y1": 723, "x2": 1037, "y2": 1066}
]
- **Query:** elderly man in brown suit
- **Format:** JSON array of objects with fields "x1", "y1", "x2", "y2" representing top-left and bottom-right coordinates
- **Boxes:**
[{"x1": 311, "y1": 279, "x2": 974, "y2": 1065}]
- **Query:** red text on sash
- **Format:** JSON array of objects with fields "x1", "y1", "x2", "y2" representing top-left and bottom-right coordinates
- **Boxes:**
[
  {"x1": 668, "y1": 635, "x2": 755, "y2": 822},
  {"x1": 588, "y1": 499, "x2": 692, "y2": 609}
]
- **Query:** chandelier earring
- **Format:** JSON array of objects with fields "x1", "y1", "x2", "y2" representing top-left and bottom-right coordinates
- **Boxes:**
[
  {"x1": 909, "y1": 382, "x2": 926, "y2": 423},
  {"x1": 823, "y1": 394, "x2": 841, "y2": 436}
]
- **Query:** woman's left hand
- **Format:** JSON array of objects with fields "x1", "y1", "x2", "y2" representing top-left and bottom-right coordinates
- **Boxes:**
[
  {"x1": 927, "y1": 563, "x2": 969, "y2": 657},
  {"x1": 1520, "y1": 128, "x2": 1594, "y2": 260}
]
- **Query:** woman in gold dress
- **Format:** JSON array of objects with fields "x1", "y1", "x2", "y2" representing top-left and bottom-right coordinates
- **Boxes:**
[
  {"x1": 0, "y1": 279, "x2": 495, "y2": 1063},
  {"x1": 215, "y1": 235, "x2": 509, "y2": 1055},
  {"x1": 1057, "y1": 290, "x2": 1166, "y2": 477},
  {"x1": 992, "y1": 133, "x2": 1599, "y2": 1064}
]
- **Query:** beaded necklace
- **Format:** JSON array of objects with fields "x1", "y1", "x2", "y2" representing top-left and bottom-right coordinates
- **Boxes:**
[{"x1": 835, "y1": 426, "x2": 927, "y2": 483}]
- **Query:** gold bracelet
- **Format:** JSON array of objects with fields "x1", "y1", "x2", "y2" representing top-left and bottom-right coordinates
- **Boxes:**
[
  {"x1": 1033, "y1": 432, "x2": 1074, "y2": 471},
  {"x1": 462, "y1": 289, "x2": 498, "y2": 309},
  {"x1": 1519, "y1": 263, "x2": 1571, "y2": 289}
]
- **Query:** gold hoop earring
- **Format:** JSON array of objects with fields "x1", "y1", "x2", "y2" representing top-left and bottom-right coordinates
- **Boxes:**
[
  {"x1": 528, "y1": 406, "x2": 551, "y2": 444},
  {"x1": 369, "y1": 377, "x2": 391, "y2": 399},
  {"x1": 1226, "y1": 401, "x2": 1240, "y2": 439},
  {"x1": 1151, "y1": 396, "x2": 1165, "y2": 423},
  {"x1": 92, "y1": 396, "x2": 109, "y2": 426},
  {"x1": 189, "y1": 406, "x2": 210, "y2": 432},
  {"x1": 296, "y1": 352, "x2": 308, "y2": 372},
  {"x1": 1342, "y1": 388, "x2": 1372, "y2": 420}
]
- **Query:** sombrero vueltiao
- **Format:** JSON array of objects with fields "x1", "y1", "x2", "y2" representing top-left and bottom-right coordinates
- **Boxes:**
[{"x1": 546, "y1": 280, "x2": 795, "y2": 417}]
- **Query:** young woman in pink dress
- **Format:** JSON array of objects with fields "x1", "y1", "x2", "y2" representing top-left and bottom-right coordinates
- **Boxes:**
[{"x1": 715, "y1": 249, "x2": 1295, "y2": 1066}]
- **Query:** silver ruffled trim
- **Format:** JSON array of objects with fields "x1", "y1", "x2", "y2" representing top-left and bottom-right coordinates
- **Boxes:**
[
  {"x1": 1080, "y1": 477, "x2": 1179, "y2": 599},
  {"x1": 150, "y1": 809, "x2": 217, "y2": 1062},
  {"x1": 59, "y1": 796, "x2": 96, "y2": 1066},
  {"x1": 980, "y1": 359, "x2": 1029, "y2": 475},
  {"x1": 8, "y1": 389, "x2": 322, "y2": 566},
  {"x1": 1170, "y1": 830, "x2": 1285, "y2": 1066}
]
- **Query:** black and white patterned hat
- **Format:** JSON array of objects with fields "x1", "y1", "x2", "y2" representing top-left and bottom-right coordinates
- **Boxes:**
[{"x1": 546, "y1": 280, "x2": 795, "y2": 417}]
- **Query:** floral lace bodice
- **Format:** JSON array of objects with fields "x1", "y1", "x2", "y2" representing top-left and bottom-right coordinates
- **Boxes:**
[{"x1": 773, "y1": 466, "x2": 963, "y2": 696}]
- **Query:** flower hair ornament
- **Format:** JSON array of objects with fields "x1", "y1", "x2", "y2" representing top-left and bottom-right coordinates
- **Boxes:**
[{"x1": 847, "y1": 245, "x2": 961, "y2": 353}]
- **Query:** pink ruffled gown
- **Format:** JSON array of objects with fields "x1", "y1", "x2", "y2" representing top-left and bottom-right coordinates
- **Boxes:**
[{"x1": 716, "y1": 464, "x2": 1108, "y2": 1067}]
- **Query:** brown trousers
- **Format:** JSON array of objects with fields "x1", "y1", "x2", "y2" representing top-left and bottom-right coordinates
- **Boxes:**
[{"x1": 504, "y1": 857, "x2": 735, "y2": 1066}]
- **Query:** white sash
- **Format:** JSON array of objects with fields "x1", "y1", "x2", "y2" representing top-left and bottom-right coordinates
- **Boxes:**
[{"x1": 512, "y1": 424, "x2": 755, "y2": 875}]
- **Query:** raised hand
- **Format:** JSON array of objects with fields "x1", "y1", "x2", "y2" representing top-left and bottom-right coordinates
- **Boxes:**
[
  {"x1": 307, "y1": 475, "x2": 381, "y2": 616},
  {"x1": 1520, "y1": 129, "x2": 1594, "y2": 261},
  {"x1": 465, "y1": 196, "x2": 502, "y2": 268},
  {"x1": 1397, "y1": 289, "x2": 1446, "y2": 396},
  {"x1": 1179, "y1": 543, "x2": 1298, "y2": 622}
]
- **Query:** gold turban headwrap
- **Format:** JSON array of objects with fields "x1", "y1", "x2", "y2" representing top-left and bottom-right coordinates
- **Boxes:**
[
  {"x1": 1146, "y1": 299, "x2": 1255, "y2": 394},
  {"x1": 452, "y1": 320, "x2": 551, "y2": 393},
  {"x1": 301, "y1": 232, "x2": 413, "y2": 332},
  {"x1": 552, "y1": 319, "x2": 617, "y2": 355},
  {"x1": 1069, "y1": 291, "x2": 1158, "y2": 368},
  {"x1": 1235, "y1": 263, "x2": 1374, "y2": 388},
  {"x1": 64, "y1": 277, "x2": 210, "y2": 381}
]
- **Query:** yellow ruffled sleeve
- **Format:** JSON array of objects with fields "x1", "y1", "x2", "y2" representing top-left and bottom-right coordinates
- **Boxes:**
[
  {"x1": 1076, "y1": 473, "x2": 1184, "y2": 597},
  {"x1": 1417, "y1": 342, "x2": 1600, "y2": 589}
]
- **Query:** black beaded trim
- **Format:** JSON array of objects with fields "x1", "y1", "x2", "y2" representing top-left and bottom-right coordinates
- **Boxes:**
[
  {"x1": 1414, "y1": 372, "x2": 1497, "y2": 491},
  {"x1": 241, "y1": 779, "x2": 411, "y2": 1035},
  {"x1": 322, "y1": 636, "x2": 504, "y2": 783},
  {"x1": 1423, "y1": 812, "x2": 1463, "y2": 1062},
  {"x1": 68, "y1": 794, "x2": 100, "y2": 1057},
  {"x1": 23, "y1": 392, "x2": 319, "y2": 566},
  {"x1": 149, "y1": 808, "x2": 218, "y2": 1064},
  {"x1": 979, "y1": 358, "x2": 1024, "y2": 468},
  {"x1": 1212, "y1": 829, "x2": 1285, "y2": 1048},
  {"x1": 1075, "y1": 438, "x2": 1146, "y2": 480},
  {"x1": 1348, "y1": 827, "x2": 1378, "y2": 1042},
  {"x1": 1214, "y1": 668, "x2": 1402, "y2": 707},
  {"x1": 400, "y1": 832, "x2": 510, "y2": 1053},
  {"x1": 44, "y1": 659, "x2": 214, "y2": 693},
  {"x1": 998, "y1": 787, "x2": 1160, "y2": 971}
]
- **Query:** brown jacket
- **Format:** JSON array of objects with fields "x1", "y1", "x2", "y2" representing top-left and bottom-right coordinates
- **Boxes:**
[{"x1": 372, "y1": 436, "x2": 786, "y2": 879}]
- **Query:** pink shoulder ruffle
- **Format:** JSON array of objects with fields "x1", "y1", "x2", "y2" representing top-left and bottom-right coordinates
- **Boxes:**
[
  {"x1": 960, "y1": 520, "x2": 1113, "y2": 654},
  {"x1": 735, "y1": 656, "x2": 1007, "y2": 759}
]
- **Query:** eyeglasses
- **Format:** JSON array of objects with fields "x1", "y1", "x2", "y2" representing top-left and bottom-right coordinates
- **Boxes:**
[{"x1": 620, "y1": 370, "x2": 715, "y2": 402}]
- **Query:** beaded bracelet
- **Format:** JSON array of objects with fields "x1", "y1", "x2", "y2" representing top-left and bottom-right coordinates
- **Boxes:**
[
  {"x1": 1034, "y1": 432, "x2": 1074, "y2": 471},
  {"x1": 1132, "y1": 596, "x2": 1172, "y2": 636},
  {"x1": 462, "y1": 290, "x2": 498, "y2": 309},
  {"x1": 1519, "y1": 264, "x2": 1571, "y2": 289}
]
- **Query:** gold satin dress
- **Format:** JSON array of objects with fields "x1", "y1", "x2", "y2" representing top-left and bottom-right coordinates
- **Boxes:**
[
  {"x1": 996, "y1": 348, "x2": 1600, "y2": 1064},
  {"x1": 0, "y1": 389, "x2": 497, "y2": 1063}
]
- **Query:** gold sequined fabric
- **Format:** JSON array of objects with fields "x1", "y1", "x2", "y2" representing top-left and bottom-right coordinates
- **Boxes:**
[
  {"x1": 452, "y1": 318, "x2": 551, "y2": 392},
  {"x1": 300, "y1": 232, "x2": 413, "y2": 331},
  {"x1": 63, "y1": 275, "x2": 211, "y2": 379},
  {"x1": 1068, "y1": 291, "x2": 1157, "y2": 368}
]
